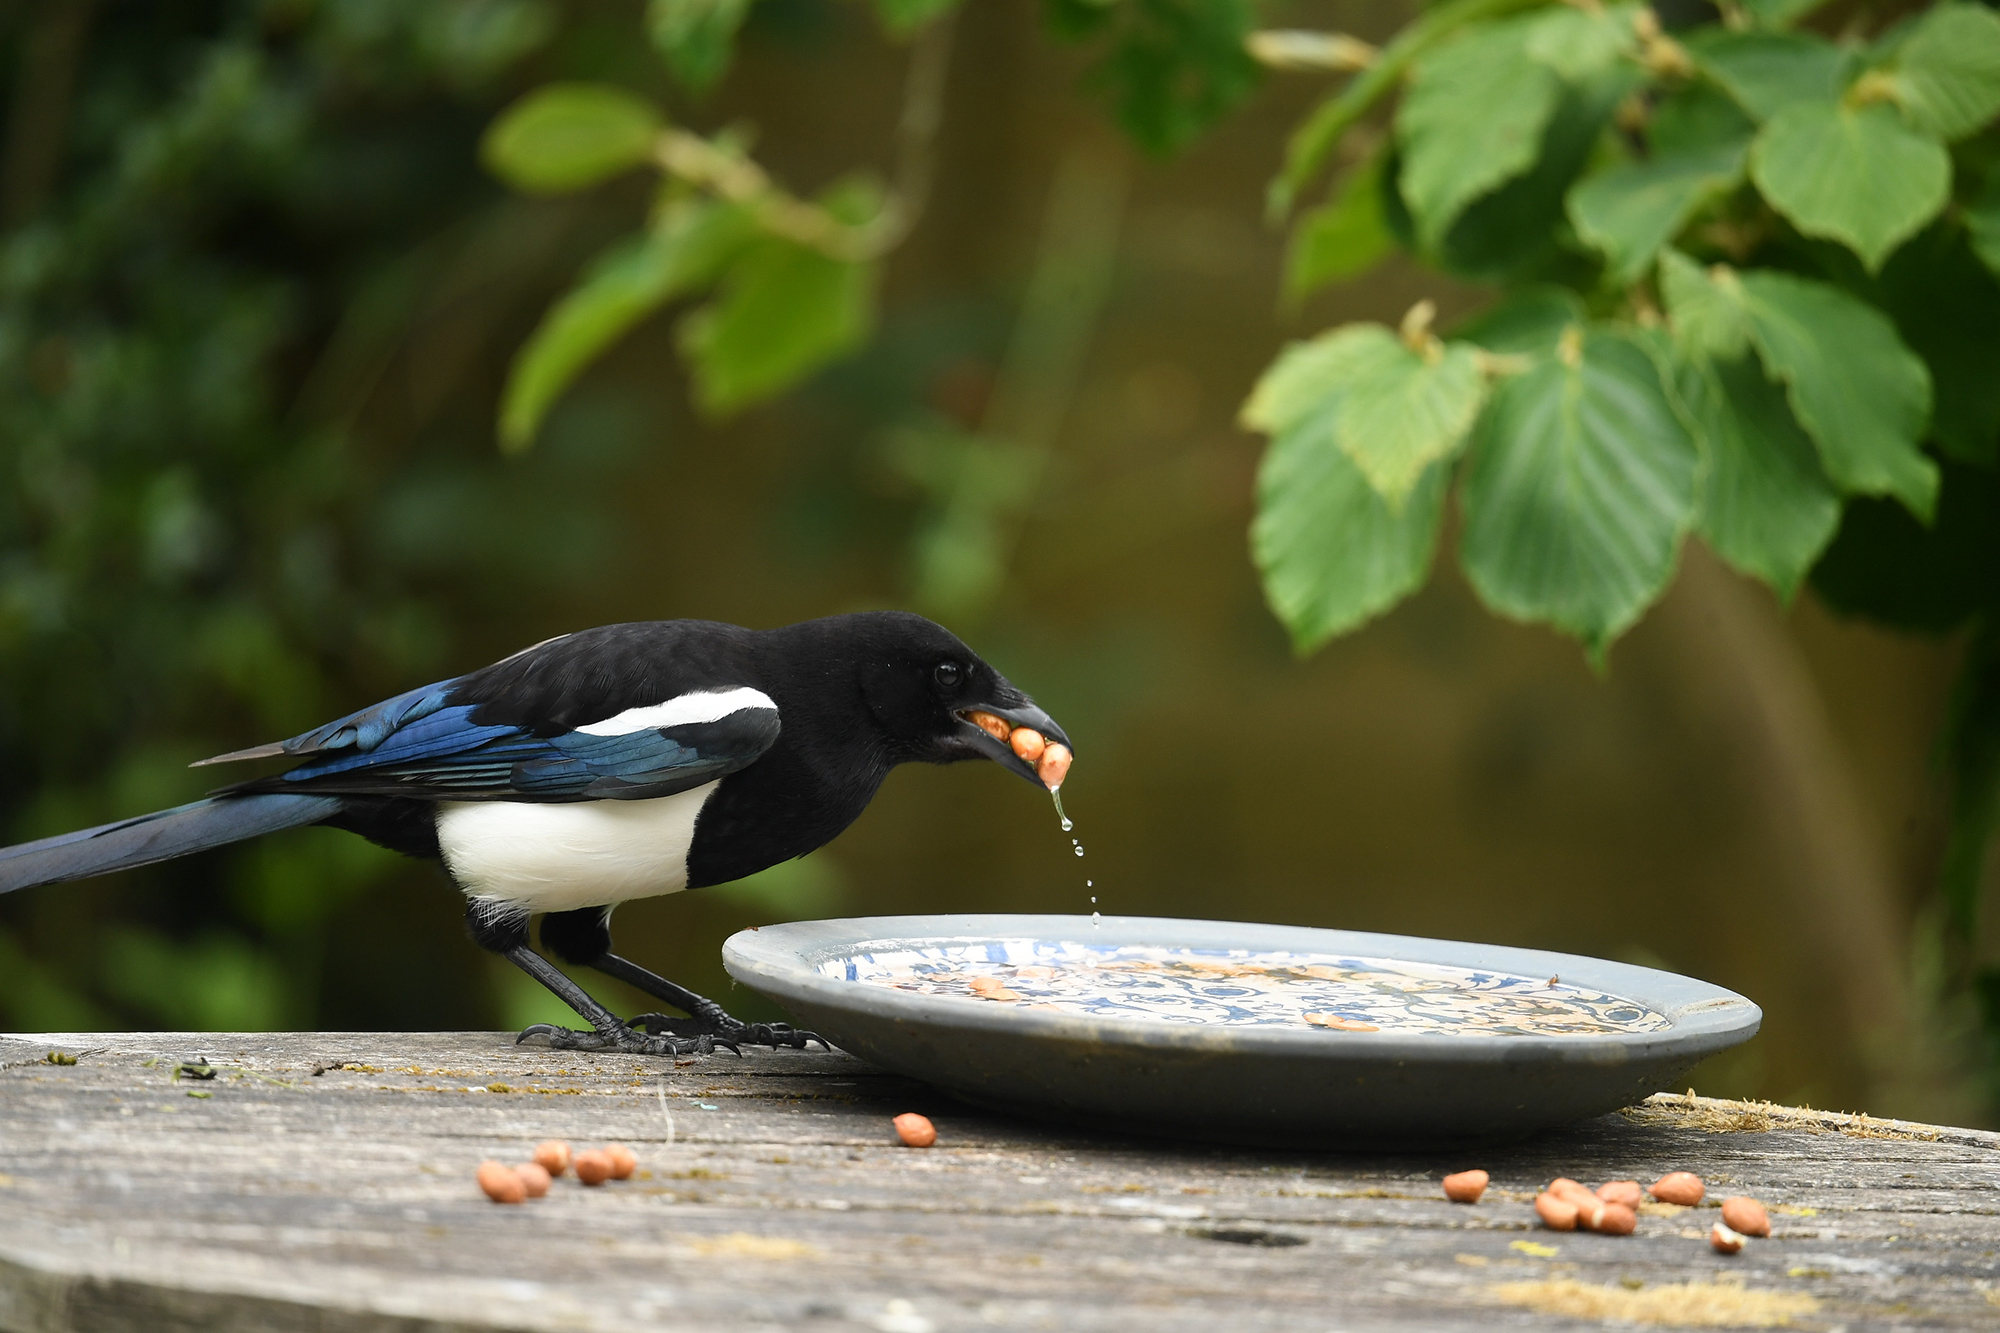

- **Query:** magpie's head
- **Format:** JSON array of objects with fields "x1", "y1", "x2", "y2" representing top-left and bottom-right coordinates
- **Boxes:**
[{"x1": 842, "y1": 612, "x2": 1072, "y2": 788}]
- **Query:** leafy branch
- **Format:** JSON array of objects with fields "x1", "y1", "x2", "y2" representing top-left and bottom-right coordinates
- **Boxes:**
[
  {"x1": 486, "y1": 7, "x2": 957, "y2": 451},
  {"x1": 1263, "y1": 0, "x2": 1557, "y2": 221},
  {"x1": 1239, "y1": 0, "x2": 2000, "y2": 1035}
]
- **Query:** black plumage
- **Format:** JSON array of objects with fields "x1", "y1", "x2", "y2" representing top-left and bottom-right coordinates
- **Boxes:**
[{"x1": 0, "y1": 612, "x2": 1070, "y2": 1055}]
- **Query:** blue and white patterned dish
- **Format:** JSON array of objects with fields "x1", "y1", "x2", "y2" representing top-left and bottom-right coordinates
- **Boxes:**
[
  {"x1": 724, "y1": 915, "x2": 1761, "y2": 1146},
  {"x1": 826, "y1": 941, "x2": 1672, "y2": 1036}
]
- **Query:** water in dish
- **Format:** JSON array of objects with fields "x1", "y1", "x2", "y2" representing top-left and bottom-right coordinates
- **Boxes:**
[{"x1": 823, "y1": 942, "x2": 1672, "y2": 1037}]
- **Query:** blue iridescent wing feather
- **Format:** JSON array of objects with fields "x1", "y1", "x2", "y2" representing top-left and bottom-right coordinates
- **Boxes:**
[{"x1": 225, "y1": 691, "x2": 779, "y2": 803}]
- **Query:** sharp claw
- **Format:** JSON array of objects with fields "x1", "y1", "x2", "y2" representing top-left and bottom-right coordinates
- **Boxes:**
[
  {"x1": 516, "y1": 1023, "x2": 595, "y2": 1049},
  {"x1": 580, "y1": 1001, "x2": 826, "y2": 1055}
]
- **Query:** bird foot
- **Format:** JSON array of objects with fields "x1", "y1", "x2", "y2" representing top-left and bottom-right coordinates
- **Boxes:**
[
  {"x1": 628, "y1": 1010, "x2": 831, "y2": 1052},
  {"x1": 514, "y1": 1021, "x2": 741, "y2": 1057}
]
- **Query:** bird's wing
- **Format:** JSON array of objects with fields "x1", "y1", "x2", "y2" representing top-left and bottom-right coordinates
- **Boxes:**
[
  {"x1": 193, "y1": 679, "x2": 463, "y2": 767},
  {"x1": 222, "y1": 689, "x2": 781, "y2": 803}
]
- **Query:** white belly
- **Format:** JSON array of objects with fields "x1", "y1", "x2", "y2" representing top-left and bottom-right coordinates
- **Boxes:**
[{"x1": 435, "y1": 784, "x2": 716, "y2": 914}]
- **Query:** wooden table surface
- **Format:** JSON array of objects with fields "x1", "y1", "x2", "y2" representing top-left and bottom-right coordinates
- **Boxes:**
[{"x1": 1, "y1": 1031, "x2": 1995, "y2": 1332}]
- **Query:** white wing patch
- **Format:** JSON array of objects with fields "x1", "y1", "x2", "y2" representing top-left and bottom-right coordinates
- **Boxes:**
[{"x1": 575, "y1": 686, "x2": 778, "y2": 736}]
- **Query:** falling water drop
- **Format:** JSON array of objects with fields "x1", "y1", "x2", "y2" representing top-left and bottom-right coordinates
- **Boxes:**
[{"x1": 1052, "y1": 788, "x2": 1097, "y2": 922}]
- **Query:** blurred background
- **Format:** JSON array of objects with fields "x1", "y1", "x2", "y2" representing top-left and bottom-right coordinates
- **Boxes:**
[{"x1": 0, "y1": 0, "x2": 1988, "y2": 1126}]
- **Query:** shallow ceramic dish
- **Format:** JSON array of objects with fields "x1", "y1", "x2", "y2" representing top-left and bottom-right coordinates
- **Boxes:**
[{"x1": 722, "y1": 914, "x2": 1760, "y2": 1147}]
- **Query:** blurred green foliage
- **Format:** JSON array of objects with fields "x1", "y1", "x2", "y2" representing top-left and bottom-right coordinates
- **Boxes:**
[
  {"x1": 0, "y1": 0, "x2": 661, "y2": 1033},
  {"x1": 1043, "y1": 0, "x2": 1263, "y2": 155},
  {"x1": 490, "y1": 0, "x2": 1256, "y2": 452},
  {"x1": 1236, "y1": 0, "x2": 2000, "y2": 1096}
]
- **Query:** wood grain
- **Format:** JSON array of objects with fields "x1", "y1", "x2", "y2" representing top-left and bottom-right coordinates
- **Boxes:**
[{"x1": 1, "y1": 1032, "x2": 1995, "y2": 1332}]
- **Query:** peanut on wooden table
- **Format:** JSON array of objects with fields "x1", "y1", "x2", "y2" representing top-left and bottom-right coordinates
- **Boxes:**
[{"x1": 0, "y1": 1031, "x2": 1995, "y2": 1332}]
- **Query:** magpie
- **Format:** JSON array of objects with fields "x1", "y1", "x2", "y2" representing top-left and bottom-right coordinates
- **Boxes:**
[{"x1": 0, "y1": 612, "x2": 1072, "y2": 1055}]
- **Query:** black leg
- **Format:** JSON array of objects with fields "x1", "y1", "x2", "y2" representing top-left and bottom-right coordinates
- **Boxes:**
[
  {"x1": 539, "y1": 905, "x2": 828, "y2": 1052},
  {"x1": 505, "y1": 946, "x2": 740, "y2": 1057},
  {"x1": 591, "y1": 951, "x2": 830, "y2": 1052}
]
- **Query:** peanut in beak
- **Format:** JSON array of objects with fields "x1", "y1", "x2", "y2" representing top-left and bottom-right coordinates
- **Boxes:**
[
  {"x1": 972, "y1": 714, "x2": 1072, "y2": 791},
  {"x1": 966, "y1": 710, "x2": 1012, "y2": 742},
  {"x1": 1036, "y1": 741, "x2": 1072, "y2": 790}
]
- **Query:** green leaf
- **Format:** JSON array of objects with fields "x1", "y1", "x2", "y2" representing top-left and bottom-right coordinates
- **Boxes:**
[
  {"x1": 480, "y1": 83, "x2": 663, "y2": 194},
  {"x1": 1567, "y1": 141, "x2": 1747, "y2": 285},
  {"x1": 499, "y1": 201, "x2": 753, "y2": 451},
  {"x1": 1649, "y1": 82, "x2": 1759, "y2": 153},
  {"x1": 1268, "y1": 0, "x2": 1556, "y2": 221},
  {"x1": 1739, "y1": 269, "x2": 1937, "y2": 518},
  {"x1": 1251, "y1": 403, "x2": 1449, "y2": 651},
  {"x1": 1967, "y1": 173, "x2": 2000, "y2": 278},
  {"x1": 1063, "y1": 0, "x2": 1262, "y2": 157},
  {"x1": 1665, "y1": 256, "x2": 1939, "y2": 514},
  {"x1": 1878, "y1": 2, "x2": 2000, "y2": 141},
  {"x1": 1740, "y1": 0, "x2": 1830, "y2": 30},
  {"x1": 1322, "y1": 329, "x2": 1483, "y2": 505},
  {"x1": 1453, "y1": 286, "x2": 1586, "y2": 356},
  {"x1": 1750, "y1": 99, "x2": 1950, "y2": 270},
  {"x1": 1337, "y1": 337, "x2": 1485, "y2": 506},
  {"x1": 1240, "y1": 332, "x2": 1360, "y2": 435},
  {"x1": 874, "y1": 0, "x2": 959, "y2": 33},
  {"x1": 1397, "y1": 18, "x2": 1562, "y2": 246},
  {"x1": 646, "y1": 0, "x2": 754, "y2": 94},
  {"x1": 1659, "y1": 247, "x2": 1753, "y2": 361},
  {"x1": 1284, "y1": 153, "x2": 1393, "y2": 303},
  {"x1": 1458, "y1": 330, "x2": 1698, "y2": 653},
  {"x1": 1242, "y1": 325, "x2": 1486, "y2": 506},
  {"x1": 1680, "y1": 354, "x2": 1840, "y2": 597},
  {"x1": 1690, "y1": 31, "x2": 1852, "y2": 121},
  {"x1": 1427, "y1": 74, "x2": 1635, "y2": 281},
  {"x1": 679, "y1": 237, "x2": 875, "y2": 416},
  {"x1": 1524, "y1": 2, "x2": 1638, "y2": 81}
]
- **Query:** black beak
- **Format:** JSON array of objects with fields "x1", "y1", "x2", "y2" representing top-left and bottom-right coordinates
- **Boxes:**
[{"x1": 955, "y1": 694, "x2": 1073, "y2": 788}]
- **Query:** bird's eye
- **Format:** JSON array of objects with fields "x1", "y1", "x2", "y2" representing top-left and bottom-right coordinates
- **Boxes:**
[{"x1": 933, "y1": 661, "x2": 962, "y2": 690}]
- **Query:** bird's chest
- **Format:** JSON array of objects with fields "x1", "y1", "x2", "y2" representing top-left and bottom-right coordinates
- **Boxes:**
[
  {"x1": 684, "y1": 750, "x2": 884, "y2": 888},
  {"x1": 434, "y1": 783, "x2": 718, "y2": 912}
]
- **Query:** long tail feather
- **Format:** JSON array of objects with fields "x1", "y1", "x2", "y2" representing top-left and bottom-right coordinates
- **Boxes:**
[{"x1": 0, "y1": 794, "x2": 343, "y2": 894}]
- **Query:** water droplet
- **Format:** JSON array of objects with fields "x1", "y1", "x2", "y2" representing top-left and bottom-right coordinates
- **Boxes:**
[
  {"x1": 1091, "y1": 911, "x2": 1100, "y2": 927},
  {"x1": 1051, "y1": 788, "x2": 1096, "y2": 918}
]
